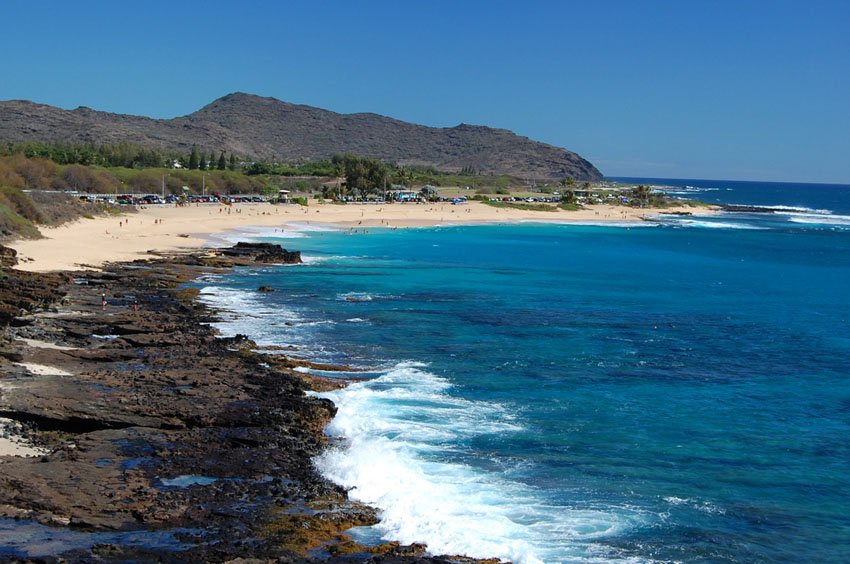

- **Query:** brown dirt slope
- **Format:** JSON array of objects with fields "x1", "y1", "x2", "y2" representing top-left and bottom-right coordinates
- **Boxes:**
[{"x1": 0, "y1": 92, "x2": 603, "y2": 180}]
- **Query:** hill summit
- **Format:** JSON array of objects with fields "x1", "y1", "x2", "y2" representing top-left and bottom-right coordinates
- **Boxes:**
[{"x1": 0, "y1": 92, "x2": 602, "y2": 180}]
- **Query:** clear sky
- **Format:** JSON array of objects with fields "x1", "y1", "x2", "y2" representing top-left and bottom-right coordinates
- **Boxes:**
[{"x1": 1, "y1": 0, "x2": 848, "y2": 183}]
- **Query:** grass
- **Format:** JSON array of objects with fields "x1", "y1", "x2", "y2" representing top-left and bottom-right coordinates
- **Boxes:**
[
  {"x1": 0, "y1": 203, "x2": 41, "y2": 239},
  {"x1": 481, "y1": 200, "x2": 560, "y2": 212},
  {"x1": 558, "y1": 202, "x2": 583, "y2": 211}
]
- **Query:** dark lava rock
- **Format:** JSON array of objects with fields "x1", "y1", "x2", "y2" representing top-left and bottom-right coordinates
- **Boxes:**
[
  {"x1": 0, "y1": 252, "x2": 495, "y2": 563},
  {"x1": 258, "y1": 285, "x2": 275, "y2": 292},
  {"x1": 219, "y1": 242, "x2": 302, "y2": 264},
  {"x1": 0, "y1": 244, "x2": 18, "y2": 267}
]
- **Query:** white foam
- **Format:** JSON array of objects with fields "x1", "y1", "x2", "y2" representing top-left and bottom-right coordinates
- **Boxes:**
[
  {"x1": 205, "y1": 226, "x2": 308, "y2": 247},
  {"x1": 659, "y1": 218, "x2": 766, "y2": 230},
  {"x1": 520, "y1": 220, "x2": 653, "y2": 229},
  {"x1": 299, "y1": 255, "x2": 325, "y2": 265},
  {"x1": 666, "y1": 185, "x2": 722, "y2": 193},
  {"x1": 338, "y1": 292, "x2": 373, "y2": 302},
  {"x1": 762, "y1": 205, "x2": 832, "y2": 214},
  {"x1": 197, "y1": 284, "x2": 341, "y2": 361},
  {"x1": 313, "y1": 362, "x2": 644, "y2": 563},
  {"x1": 198, "y1": 285, "x2": 301, "y2": 346},
  {"x1": 565, "y1": 221, "x2": 653, "y2": 229},
  {"x1": 337, "y1": 292, "x2": 399, "y2": 302},
  {"x1": 284, "y1": 222, "x2": 341, "y2": 233},
  {"x1": 785, "y1": 212, "x2": 850, "y2": 226}
]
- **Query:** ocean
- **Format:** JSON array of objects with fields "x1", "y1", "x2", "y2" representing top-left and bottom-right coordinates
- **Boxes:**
[{"x1": 196, "y1": 179, "x2": 850, "y2": 563}]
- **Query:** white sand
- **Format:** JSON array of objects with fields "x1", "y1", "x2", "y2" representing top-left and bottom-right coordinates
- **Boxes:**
[
  {"x1": 19, "y1": 338, "x2": 78, "y2": 351},
  {"x1": 0, "y1": 418, "x2": 48, "y2": 457},
  {"x1": 8, "y1": 201, "x2": 712, "y2": 272},
  {"x1": 14, "y1": 363, "x2": 72, "y2": 376}
]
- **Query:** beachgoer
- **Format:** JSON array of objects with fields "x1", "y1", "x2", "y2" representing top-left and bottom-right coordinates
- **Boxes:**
[
  {"x1": 132, "y1": 300, "x2": 139, "y2": 313},
  {"x1": 101, "y1": 293, "x2": 107, "y2": 310}
]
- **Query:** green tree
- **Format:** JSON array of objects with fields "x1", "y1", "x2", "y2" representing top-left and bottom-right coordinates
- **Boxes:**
[
  {"x1": 393, "y1": 166, "x2": 413, "y2": 187},
  {"x1": 339, "y1": 155, "x2": 388, "y2": 198},
  {"x1": 188, "y1": 146, "x2": 199, "y2": 170},
  {"x1": 228, "y1": 153, "x2": 237, "y2": 171},
  {"x1": 630, "y1": 184, "x2": 652, "y2": 207},
  {"x1": 199, "y1": 153, "x2": 207, "y2": 171},
  {"x1": 560, "y1": 190, "x2": 577, "y2": 205},
  {"x1": 217, "y1": 151, "x2": 227, "y2": 170}
]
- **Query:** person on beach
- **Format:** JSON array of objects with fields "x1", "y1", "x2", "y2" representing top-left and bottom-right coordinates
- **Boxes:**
[
  {"x1": 132, "y1": 300, "x2": 139, "y2": 313},
  {"x1": 101, "y1": 293, "x2": 107, "y2": 310}
]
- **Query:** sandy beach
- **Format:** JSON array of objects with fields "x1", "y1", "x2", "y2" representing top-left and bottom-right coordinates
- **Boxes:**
[{"x1": 8, "y1": 201, "x2": 709, "y2": 272}]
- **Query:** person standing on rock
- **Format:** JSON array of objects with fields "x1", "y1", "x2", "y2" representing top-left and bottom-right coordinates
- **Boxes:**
[
  {"x1": 132, "y1": 300, "x2": 139, "y2": 313},
  {"x1": 101, "y1": 293, "x2": 107, "y2": 310}
]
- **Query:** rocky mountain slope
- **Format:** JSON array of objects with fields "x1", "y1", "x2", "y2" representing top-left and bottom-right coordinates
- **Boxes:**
[{"x1": 0, "y1": 93, "x2": 602, "y2": 180}]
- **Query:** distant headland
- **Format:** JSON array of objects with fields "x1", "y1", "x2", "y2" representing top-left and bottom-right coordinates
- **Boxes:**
[{"x1": 0, "y1": 92, "x2": 602, "y2": 181}]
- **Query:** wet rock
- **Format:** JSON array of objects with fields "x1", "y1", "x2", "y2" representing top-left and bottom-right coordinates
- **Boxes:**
[
  {"x1": 219, "y1": 242, "x2": 302, "y2": 264},
  {"x1": 0, "y1": 244, "x2": 18, "y2": 267}
]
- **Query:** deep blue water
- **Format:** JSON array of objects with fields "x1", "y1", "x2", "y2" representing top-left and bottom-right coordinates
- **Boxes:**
[{"x1": 198, "y1": 179, "x2": 850, "y2": 563}]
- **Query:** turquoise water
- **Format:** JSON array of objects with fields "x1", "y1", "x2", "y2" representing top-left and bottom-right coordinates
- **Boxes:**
[{"x1": 198, "y1": 180, "x2": 850, "y2": 562}]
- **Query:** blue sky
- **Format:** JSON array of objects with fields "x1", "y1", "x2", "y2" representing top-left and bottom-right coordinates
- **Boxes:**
[{"x1": 1, "y1": 0, "x2": 848, "y2": 183}]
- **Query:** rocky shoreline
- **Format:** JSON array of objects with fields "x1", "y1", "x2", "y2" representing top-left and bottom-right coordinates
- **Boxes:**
[{"x1": 0, "y1": 243, "x2": 497, "y2": 562}]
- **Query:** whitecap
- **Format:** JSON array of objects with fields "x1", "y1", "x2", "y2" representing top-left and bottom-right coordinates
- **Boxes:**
[
  {"x1": 658, "y1": 218, "x2": 767, "y2": 230},
  {"x1": 785, "y1": 212, "x2": 850, "y2": 226},
  {"x1": 313, "y1": 361, "x2": 648, "y2": 563},
  {"x1": 337, "y1": 292, "x2": 399, "y2": 302},
  {"x1": 197, "y1": 285, "x2": 302, "y2": 346},
  {"x1": 763, "y1": 205, "x2": 833, "y2": 214}
]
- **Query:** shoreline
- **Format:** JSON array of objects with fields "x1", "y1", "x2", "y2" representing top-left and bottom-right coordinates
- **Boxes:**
[
  {"x1": 0, "y1": 244, "x2": 471, "y2": 561},
  {"x1": 7, "y1": 201, "x2": 716, "y2": 272}
]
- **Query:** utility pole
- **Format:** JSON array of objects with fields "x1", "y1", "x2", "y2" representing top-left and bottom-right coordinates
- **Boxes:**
[{"x1": 202, "y1": 173, "x2": 206, "y2": 196}]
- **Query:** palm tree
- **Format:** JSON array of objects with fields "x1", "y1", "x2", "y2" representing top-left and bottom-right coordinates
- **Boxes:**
[
  {"x1": 393, "y1": 166, "x2": 413, "y2": 187},
  {"x1": 630, "y1": 185, "x2": 652, "y2": 207}
]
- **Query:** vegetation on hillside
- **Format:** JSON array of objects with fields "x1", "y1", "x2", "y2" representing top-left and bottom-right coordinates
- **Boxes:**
[
  {"x1": 0, "y1": 141, "x2": 700, "y2": 240},
  {"x1": 0, "y1": 183, "x2": 107, "y2": 240}
]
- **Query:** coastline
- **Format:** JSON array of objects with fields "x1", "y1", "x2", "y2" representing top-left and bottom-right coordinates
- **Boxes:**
[
  {"x1": 0, "y1": 199, "x2": 713, "y2": 560},
  {"x1": 0, "y1": 244, "x2": 476, "y2": 560},
  {"x1": 7, "y1": 201, "x2": 714, "y2": 272}
]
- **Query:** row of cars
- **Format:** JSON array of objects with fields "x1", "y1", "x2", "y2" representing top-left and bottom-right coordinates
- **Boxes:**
[{"x1": 105, "y1": 194, "x2": 268, "y2": 205}]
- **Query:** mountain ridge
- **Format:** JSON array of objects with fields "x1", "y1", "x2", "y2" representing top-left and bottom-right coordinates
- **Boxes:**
[{"x1": 0, "y1": 92, "x2": 602, "y2": 180}]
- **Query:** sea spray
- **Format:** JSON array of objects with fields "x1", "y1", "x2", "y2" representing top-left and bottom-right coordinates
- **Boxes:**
[
  {"x1": 313, "y1": 363, "x2": 542, "y2": 562},
  {"x1": 312, "y1": 362, "x2": 639, "y2": 563}
]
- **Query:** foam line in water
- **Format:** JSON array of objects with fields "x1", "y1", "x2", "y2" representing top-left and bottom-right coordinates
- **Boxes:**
[
  {"x1": 197, "y1": 284, "x2": 344, "y2": 362},
  {"x1": 521, "y1": 220, "x2": 653, "y2": 229},
  {"x1": 762, "y1": 205, "x2": 833, "y2": 214},
  {"x1": 785, "y1": 212, "x2": 850, "y2": 226},
  {"x1": 205, "y1": 226, "x2": 309, "y2": 247},
  {"x1": 658, "y1": 218, "x2": 766, "y2": 230},
  {"x1": 313, "y1": 362, "x2": 643, "y2": 563},
  {"x1": 283, "y1": 222, "x2": 341, "y2": 233},
  {"x1": 197, "y1": 285, "x2": 301, "y2": 346}
]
